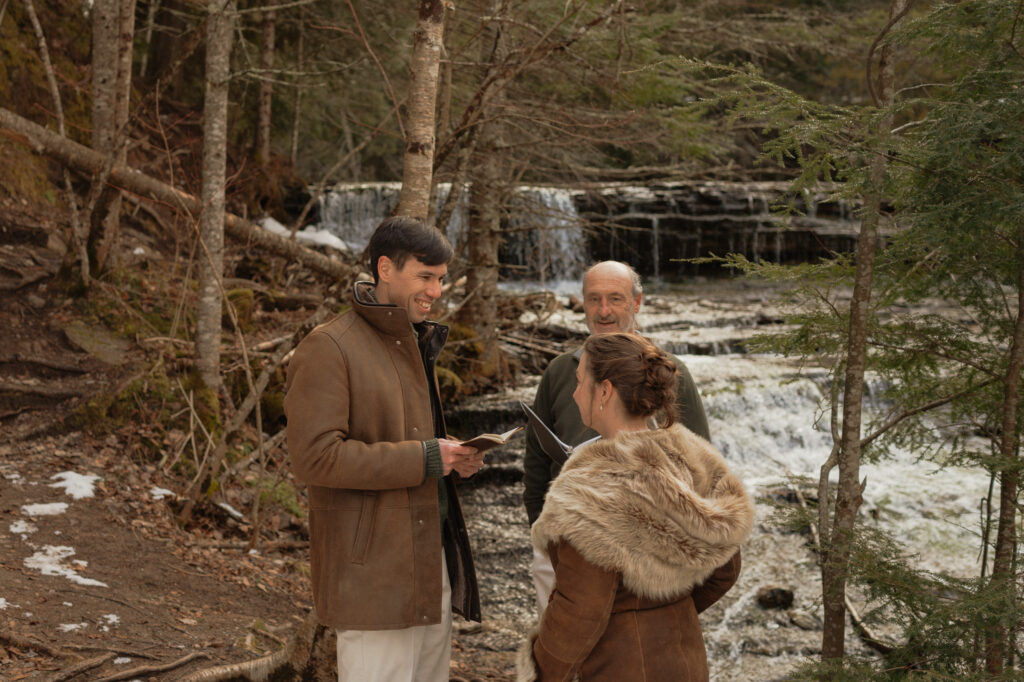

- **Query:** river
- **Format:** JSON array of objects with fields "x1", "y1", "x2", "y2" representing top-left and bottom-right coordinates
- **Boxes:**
[{"x1": 447, "y1": 279, "x2": 990, "y2": 680}]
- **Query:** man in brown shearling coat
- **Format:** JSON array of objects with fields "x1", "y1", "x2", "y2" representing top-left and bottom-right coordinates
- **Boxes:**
[{"x1": 285, "y1": 217, "x2": 483, "y2": 682}]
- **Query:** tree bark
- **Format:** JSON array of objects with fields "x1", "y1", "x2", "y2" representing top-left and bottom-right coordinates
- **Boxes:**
[
  {"x1": 819, "y1": 0, "x2": 906, "y2": 660},
  {"x1": 196, "y1": 0, "x2": 238, "y2": 391},
  {"x1": 290, "y1": 17, "x2": 303, "y2": 168},
  {"x1": 256, "y1": 9, "x2": 276, "y2": 167},
  {"x1": 395, "y1": 0, "x2": 446, "y2": 220},
  {"x1": 458, "y1": 1, "x2": 507, "y2": 385},
  {"x1": 985, "y1": 238, "x2": 1024, "y2": 674},
  {"x1": 144, "y1": 0, "x2": 190, "y2": 91},
  {"x1": 0, "y1": 107, "x2": 353, "y2": 281},
  {"x1": 89, "y1": 0, "x2": 136, "y2": 272}
]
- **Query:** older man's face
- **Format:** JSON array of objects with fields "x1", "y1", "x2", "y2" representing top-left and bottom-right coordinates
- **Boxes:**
[{"x1": 582, "y1": 268, "x2": 640, "y2": 334}]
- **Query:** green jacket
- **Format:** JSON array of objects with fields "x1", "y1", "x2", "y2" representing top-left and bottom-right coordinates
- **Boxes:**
[{"x1": 522, "y1": 347, "x2": 711, "y2": 525}]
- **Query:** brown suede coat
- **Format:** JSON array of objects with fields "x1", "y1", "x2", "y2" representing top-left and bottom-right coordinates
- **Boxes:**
[
  {"x1": 518, "y1": 425, "x2": 754, "y2": 681},
  {"x1": 284, "y1": 282, "x2": 480, "y2": 630}
]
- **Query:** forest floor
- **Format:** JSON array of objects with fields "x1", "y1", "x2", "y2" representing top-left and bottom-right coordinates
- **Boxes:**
[
  {"x1": 0, "y1": 429, "x2": 511, "y2": 681},
  {"x1": 0, "y1": 195, "x2": 518, "y2": 681}
]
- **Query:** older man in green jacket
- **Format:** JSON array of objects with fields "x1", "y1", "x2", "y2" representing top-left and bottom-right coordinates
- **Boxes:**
[{"x1": 522, "y1": 261, "x2": 711, "y2": 616}]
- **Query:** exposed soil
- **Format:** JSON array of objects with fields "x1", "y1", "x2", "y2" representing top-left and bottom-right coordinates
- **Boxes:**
[{"x1": 0, "y1": 197, "x2": 520, "y2": 681}]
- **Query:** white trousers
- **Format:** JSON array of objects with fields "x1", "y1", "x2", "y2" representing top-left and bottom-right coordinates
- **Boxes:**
[
  {"x1": 336, "y1": 552, "x2": 452, "y2": 682},
  {"x1": 531, "y1": 546, "x2": 555, "y2": 619}
]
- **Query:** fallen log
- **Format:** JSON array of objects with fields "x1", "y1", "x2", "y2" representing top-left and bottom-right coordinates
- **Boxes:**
[{"x1": 0, "y1": 107, "x2": 354, "y2": 282}]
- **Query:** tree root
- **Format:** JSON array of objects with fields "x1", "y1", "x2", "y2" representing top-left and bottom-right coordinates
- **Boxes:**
[
  {"x1": 177, "y1": 609, "x2": 322, "y2": 682},
  {"x1": 90, "y1": 651, "x2": 209, "y2": 682},
  {"x1": 41, "y1": 652, "x2": 115, "y2": 682}
]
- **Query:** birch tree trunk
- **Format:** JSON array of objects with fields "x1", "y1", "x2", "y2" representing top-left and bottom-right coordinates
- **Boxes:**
[
  {"x1": 819, "y1": 0, "x2": 906, "y2": 660},
  {"x1": 196, "y1": 0, "x2": 237, "y2": 392},
  {"x1": 395, "y1": 0, "x2": 446, "y2": 220},
  {"x1": 256, "y1": 9, "x2": 275, "y2": 167},
  {"x1": 89, "y1": 0, "x2": 136, "y2": 272}
]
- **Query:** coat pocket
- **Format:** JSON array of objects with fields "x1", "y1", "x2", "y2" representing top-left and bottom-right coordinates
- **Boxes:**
[{"x1": 350, "y1": 491, "x2": 378, "y2": 564}]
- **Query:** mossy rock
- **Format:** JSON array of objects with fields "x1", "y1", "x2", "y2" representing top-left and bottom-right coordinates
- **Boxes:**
[
  {"x1": 225, "y1": 288, "x2": 255, "y2": 332},
  {"x1": 64, "y1": 320, "x2": 131, "y2": 366},
  {"x1": 435, "y1": 366, "x2": 463, "y2": 404}
]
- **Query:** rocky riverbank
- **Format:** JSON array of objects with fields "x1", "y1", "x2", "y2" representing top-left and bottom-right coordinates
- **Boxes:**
[{"x1": 444, "y1": 280, "x2": 892, "y2": 680}]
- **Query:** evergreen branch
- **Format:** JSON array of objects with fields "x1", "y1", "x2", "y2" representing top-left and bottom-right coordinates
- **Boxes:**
[
  {"x1": 861, "y1": 378, "x2": 999, "y2": 449},
  {"x1": 869, "y1": 339, "x2": 1000, "y2": 379}
]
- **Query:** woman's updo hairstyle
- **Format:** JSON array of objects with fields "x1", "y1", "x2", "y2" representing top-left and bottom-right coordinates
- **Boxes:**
[{"x1": 582, "y1": 332, "x2": 678, "y2": 427}]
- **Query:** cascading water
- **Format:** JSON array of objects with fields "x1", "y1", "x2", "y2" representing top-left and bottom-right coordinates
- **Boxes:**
[
  {"x1": 310, "y1": 181, "x2": 865, "y2": 284},
  {"x1": 502, "y1": 187, "x2": 588, "y2": 284},
  {"x1": 684, "y1": 353, "x2": 989, "y2": 578},
  {"x1": 315, "y1": 183, "x2": 587, "y2": 281}
]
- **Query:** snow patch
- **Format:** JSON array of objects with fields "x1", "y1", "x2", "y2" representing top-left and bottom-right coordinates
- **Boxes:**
[
  {"x1": 150, "y1": 487, "x2": 176, "y2": 500},
  {"x1": 49, "y1": 471, "x2": 101, "y2": 499},
  {"x1": 217, "y1": 502, "x2": 244, "y2": 520},
  {"x1": 24, "y1": 546, "x2": 108, "y2": 587},
  {"x1": 21, "y1": 502, "x2": 68, "y2": 516},
  {"x1": 0, "y1": 464, "x2": 24, "y2": 484},
  {"x1": 259, "y1": 216, "x2": 350, "y2": 252},
  {"x1": 10, "y1": 520, "x2": 37, "y2": 535},
  {"x1": 101, "y1": 613, "x2": 121, "y2": 631}
]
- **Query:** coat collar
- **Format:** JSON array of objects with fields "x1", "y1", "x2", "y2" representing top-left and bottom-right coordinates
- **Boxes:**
[
  {"x1": 532, "y1": 424, "x2": 754, "y2": 601},
  {"x1": 351, "y1": 281, "x2": 449, "y2": 350}
]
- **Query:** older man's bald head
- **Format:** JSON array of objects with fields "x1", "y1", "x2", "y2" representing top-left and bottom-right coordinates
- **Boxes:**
[{"x1": 581, "y1": 261, "x2": 643, "y2": 334}]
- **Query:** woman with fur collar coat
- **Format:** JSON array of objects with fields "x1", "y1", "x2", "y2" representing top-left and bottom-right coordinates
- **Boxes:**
[{"x1": 517, "y1": 333, "x2": 755, "y2": 682}]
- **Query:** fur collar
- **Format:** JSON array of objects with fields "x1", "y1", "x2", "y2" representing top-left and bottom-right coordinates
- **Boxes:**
[{"x1": 531, "y1": 424, "x2": 754, "y2": 601}]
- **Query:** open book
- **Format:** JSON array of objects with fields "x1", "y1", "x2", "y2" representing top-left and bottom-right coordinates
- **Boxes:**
[
  {"x1": 520, "y1": 401, "x2": 600, "y2": 465},
  {"x1": 460, "y1": 425, "x2": 524, "y2": 452}
]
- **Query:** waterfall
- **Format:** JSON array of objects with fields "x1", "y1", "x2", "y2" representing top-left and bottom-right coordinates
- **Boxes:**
[
  {"x1": 313, "y1": 181, "x2": 866, "y2": 282},
  {"x1": 317, "y1": 182, "x2": 402, "y2": 253},
  {"x1": 502, "y1": 187, "x2": 588, "y2": 284},
  {"x1": 315, "y1": 183, "x2": 587, "y2": 281}
]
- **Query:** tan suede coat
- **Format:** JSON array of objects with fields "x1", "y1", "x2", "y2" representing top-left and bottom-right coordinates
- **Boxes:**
[
  {"x1": 518, "y1": 425, "x2": 754, "y2": 681},
  {"x1": 285, "y1": 282, "x2": 480, "y2": 630}
]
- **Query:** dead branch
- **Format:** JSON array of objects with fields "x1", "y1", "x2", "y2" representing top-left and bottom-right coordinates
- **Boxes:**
[
  {"x1": 249, "y1": 335, "x2": 293, "y2": 353},
  {"x1": 177, "y1": 609, "x2": 320, "y2": 682},
  {"x1": 0, "y1": 380, "x2": 87, "y2": 398},
  {"x1": 90, "y1": 651, "x2": 209, "y2": 682},
  {"x1": 0, "y1": 354, "x2": 90, "y2": 372},
  {"x1": 498, "y1": 332, "x2": 566, "y2": 357},
  {"x1": 42, "y1": 652, "x2": 115, "y2": 682},
  {"x1": 179, "y1": 302, "x2": 333, "y2": 523},
  {"x1": 22, "y1": 0, "x2": 89, "y2": 286},
  {"x1": 0, "y1": 107, "x2": 355, "y2": 282},
  {"x1": 0, "y1": 628, "x2": 76, "y2": 659}
]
